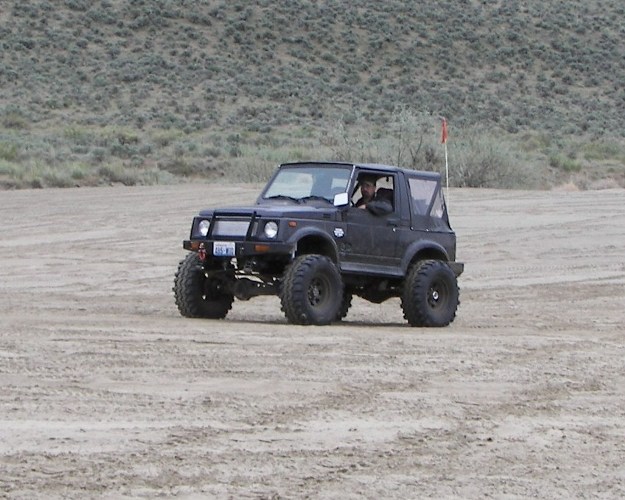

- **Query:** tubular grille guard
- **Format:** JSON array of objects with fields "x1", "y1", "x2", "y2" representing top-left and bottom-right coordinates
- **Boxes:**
[
  {"x1": 212, "y1": 219, "x2": 250, "y2": 237},
  {"x1": 208, "y1": 211, "x2": 258, "y2": 239}
]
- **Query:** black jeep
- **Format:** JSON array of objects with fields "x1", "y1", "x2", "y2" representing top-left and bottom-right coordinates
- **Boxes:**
[{"x1": 174, "y1": 161, "x2": 463, "y2": 326}]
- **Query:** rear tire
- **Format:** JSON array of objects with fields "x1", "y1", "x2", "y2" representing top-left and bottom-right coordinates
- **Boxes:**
[
  {"x1": 280, "y1": 254, "x2": 343, "y2": 325},
  {"x1": 173, "y1": 253, "x2": 234, "y2": 319},
  {"x1": 401, "y1": 259, "x2": 459, "y2": 327}
]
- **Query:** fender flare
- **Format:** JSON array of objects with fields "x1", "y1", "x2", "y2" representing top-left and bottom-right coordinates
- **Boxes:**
[
  {"x1": 400, "y1": 240, "x2": 450, "y2": 273},
  {"x1": 287, "y1": 227, "x2": 340, "y2": 263}
]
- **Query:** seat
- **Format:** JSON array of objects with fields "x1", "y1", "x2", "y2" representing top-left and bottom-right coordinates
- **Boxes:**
[{"x1": 375, "y1": 188, "x2": 394, "y2": 208}]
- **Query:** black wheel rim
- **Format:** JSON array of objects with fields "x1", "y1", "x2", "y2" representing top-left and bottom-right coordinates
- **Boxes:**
[
  {"x1": 307, "y1": 275, "x2": 330, "y2": 308},
  {"x1": 427, "y1": 278, "x2": 448, "y2": 310},
  {"x1": 202, "y1": 274, "x2": 224, "y2": 300}
]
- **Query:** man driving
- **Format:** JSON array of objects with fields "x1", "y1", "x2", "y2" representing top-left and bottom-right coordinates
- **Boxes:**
[{"x1": 355, "y1": 174, "x2": 377, "y2": 209}]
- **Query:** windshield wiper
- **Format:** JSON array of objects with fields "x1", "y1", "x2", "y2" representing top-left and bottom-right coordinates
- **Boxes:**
[
  {"x1": 264, "y1": 195, "x2": 301, "y2": 203},
  {"x1": 300, "y1": 195, "x2": 332, "y2": 204}
]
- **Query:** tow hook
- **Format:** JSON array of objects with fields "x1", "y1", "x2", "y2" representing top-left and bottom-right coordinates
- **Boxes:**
[{"x1": 198, "y1": 243, "x2": 207, "y2": 261}]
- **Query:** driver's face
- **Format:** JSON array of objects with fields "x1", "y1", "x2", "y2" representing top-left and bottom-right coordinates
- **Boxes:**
[{"x1": 360, "y1": 181, "x2": 376, "y2": 200}]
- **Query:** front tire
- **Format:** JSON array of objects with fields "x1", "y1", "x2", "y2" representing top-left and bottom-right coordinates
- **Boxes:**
[
  {"x1": 280, "y1": 254, "x2": 343, "y2": 325},
  {"x1": 173, "y1": 253, "x2": 234, "y2": 319},
  {"x1": 401, "y1": 259, "x2": 459, "y2": 327},
  {"x1": 335, "y1": 289, "x2": 353, "y2": 321}
]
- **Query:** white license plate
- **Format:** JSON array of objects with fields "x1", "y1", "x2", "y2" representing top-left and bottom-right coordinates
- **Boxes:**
[{"x1": 213, "y1": 241, "x2": 236, "y2": 257}]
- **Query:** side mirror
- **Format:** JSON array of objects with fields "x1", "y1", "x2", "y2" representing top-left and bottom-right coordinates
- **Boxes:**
[{"x1": 333, "y1": 192, "x2": 349, "y2": 207}]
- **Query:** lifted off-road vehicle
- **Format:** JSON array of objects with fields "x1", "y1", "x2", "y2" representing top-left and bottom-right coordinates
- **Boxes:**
[{"x1": 174, "y1": 161, "x2": 463, "y2": 326}]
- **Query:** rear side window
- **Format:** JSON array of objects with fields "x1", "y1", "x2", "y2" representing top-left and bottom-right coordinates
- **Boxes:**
[
  {"x1": 407, "y1": 177, "x2": 441, "y2": 216},
  {"x1": 430, "y1": 189, "x2": 445, "y2": 218}
]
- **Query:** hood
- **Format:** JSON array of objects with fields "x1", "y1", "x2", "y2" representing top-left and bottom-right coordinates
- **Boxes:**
[{"x1": 198, "y1": 204, "x2": 338, "y2": 219}]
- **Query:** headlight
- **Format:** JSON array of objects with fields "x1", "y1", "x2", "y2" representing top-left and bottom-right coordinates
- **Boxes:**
[
  {"x1": 263, "y1": 221, "x2": 278, "y2": 239},
  {"x1": 198, "y1": 219, "x2": 210, "y2": 237}
]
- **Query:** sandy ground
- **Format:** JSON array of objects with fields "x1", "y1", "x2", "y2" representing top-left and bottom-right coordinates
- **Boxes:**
[{"x1": 1, "y1": 183, "x2": 625, "y2": 499}]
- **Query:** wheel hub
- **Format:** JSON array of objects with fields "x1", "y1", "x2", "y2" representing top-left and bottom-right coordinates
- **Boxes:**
[
  {"x1": 428, "y1": 282, "x2": 445, "y2": 309},
  {"x1": 308, "y1": 278, "x2": 326, "y2": 306}
]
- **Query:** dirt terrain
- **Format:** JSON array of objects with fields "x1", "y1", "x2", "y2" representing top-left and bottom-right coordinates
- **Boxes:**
[{"x1": 1, "y1": 183, "x2": 624, "y2": 499}]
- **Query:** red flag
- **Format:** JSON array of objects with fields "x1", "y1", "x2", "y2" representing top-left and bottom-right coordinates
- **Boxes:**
[{"x1": 441, "y1": 118, "x2": 448, "y2": 144}]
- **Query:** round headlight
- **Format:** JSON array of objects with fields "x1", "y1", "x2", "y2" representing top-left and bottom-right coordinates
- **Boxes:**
[
  {"x1": 198, "y1": 219, "x2": 210, "y2": 237},
  {"x1": 264, "y1": 221, "x2": 278, "y2": 239}
]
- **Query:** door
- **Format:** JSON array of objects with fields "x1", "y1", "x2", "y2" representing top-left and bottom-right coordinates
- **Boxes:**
[{"x1": 339, "y1": 172, "x2": 401, "y2": 274}]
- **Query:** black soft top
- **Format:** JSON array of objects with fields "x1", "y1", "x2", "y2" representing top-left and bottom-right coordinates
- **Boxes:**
[{"x1": 279, "y1": 161, "x2": 441, "y2": 181}]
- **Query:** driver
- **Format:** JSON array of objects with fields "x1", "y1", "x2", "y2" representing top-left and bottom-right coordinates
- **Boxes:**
[{"x1": 355, "y1": 174, "x2": 377, "y2": 209}]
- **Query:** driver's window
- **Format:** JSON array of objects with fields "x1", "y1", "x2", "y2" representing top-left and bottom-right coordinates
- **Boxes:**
[{"x1": 352, "y1": 173, "x2": 395, "y2": 212}]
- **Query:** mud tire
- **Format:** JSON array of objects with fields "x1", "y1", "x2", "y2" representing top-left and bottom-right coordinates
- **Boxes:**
[
  {"x1": 335, "y1": 289, "x2": 353, "y2": 321},
  {"x1": 401, "y1": 259, "x2": 459, "y2": 327},
  {"x1": 280, "y1": 254, "x2": 343, "y2": 325},
  {"x1": 173, "y1": 253, "x2": 234, "y2": 319}
]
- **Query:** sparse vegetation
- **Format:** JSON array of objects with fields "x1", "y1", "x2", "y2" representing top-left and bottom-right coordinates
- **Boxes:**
[
  {"x1": 1, "y1": 0, "x2": 624, "y2": 190},
  {"x1": 549, "y1": 154, "x2": 582, "y2": 173}
]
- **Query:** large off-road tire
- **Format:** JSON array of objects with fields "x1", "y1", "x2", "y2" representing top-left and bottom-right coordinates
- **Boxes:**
[
  {"x1": 401, "y1": 259, "x2": 459, "y2": 327},
  {"x1": 335, "y1": 289, "x2": 353, "y2": 321},
  {"x1": 280, "y1": 254, "x2": 343, "y2": 325},
  {"x1": 173, "y1": 253, "x2": 234, "y2": 319}
]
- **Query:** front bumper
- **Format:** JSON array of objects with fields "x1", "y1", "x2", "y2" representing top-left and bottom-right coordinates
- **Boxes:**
[{"x1": 183, "y1": 239, "x2": 294, "y2": 258}]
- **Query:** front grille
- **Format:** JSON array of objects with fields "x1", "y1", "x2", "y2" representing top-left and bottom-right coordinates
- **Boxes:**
[{"x1": 212, "y1": 219, "x2": 251, "y2": 237}]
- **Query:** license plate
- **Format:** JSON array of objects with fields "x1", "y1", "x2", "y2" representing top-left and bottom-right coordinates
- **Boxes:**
[{"x1": 213, "y1": 241, "x2": 235, "y2": 257}]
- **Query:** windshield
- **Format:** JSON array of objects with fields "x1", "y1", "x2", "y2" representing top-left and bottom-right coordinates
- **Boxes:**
[{"x1": 262, "y1": 165, "x2": 352, "y2": 202}]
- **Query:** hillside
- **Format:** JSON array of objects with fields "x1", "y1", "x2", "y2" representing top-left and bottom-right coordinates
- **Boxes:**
[{"x1": 1, "y1": 0, "x2": 625, "y2": 189}]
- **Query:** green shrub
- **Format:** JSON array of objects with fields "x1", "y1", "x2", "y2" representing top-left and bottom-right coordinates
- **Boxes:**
[
  {"x1": 90, "y1": 147, "x2": 108, "y2": 164},
  {"x1": 226, "y1": 157, "x2": 276, "y2": 183},
  {"x1": 69, "y1": 163, "x2": 89, "y2": 181},
  {"x1": 151, "y1": 129, "x2": 184, "y2": 147},
  {"x1": 519, "y1": 132, "x2": 552, "y2": 152},
  {"x1": 103, "y1": 126, "x2": 140, "y2": 146},
  {"x1": 0, "y1": 160, "x2": 18, "y2": 176},
  {"x1": 2, "y1": 112, "x2": 29, "y2": 129},
  {"x1": 63, "y1": 126, "x2": 93, "y2": 145},
  {"x1": 157, "y1": 156, "x2": 217, "y2": 177},
  {"x1": 42, "y1": 170, "x2": 75, "y2": 188},
  {"x1": 451, "y1": 132, "x2": 537, "y2": 189},
  {"x1": 0, "y1": 142, "x2": 18, "y2": 161},
  {"x1": 549, "y1": 154, "x2": 582, "y2": 172},
  {"x1": 325, "y1": 108, "x2": 443, "y2": 171},
  {"x1": 582, "y1": 140, "x2": 624, "y2": 161},
  {"x1": 109, "y1": 142, "x2": 139, "y2": 159},
  {"x1": 203, "y1": 146, "x2": 222, "y2": 158},
  {"x1": 97, "y1": 164, "x2": 140, "y2": 186}
]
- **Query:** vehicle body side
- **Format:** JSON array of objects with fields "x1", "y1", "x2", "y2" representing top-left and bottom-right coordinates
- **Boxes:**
[{"x1": 183, "y1": 162, "x2": 461, "y2": 280}]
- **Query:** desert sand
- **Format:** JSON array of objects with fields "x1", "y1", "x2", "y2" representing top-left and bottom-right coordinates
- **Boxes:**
[{"x1": 1, "y1": 183, "x2": 624, "y2": 498}]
